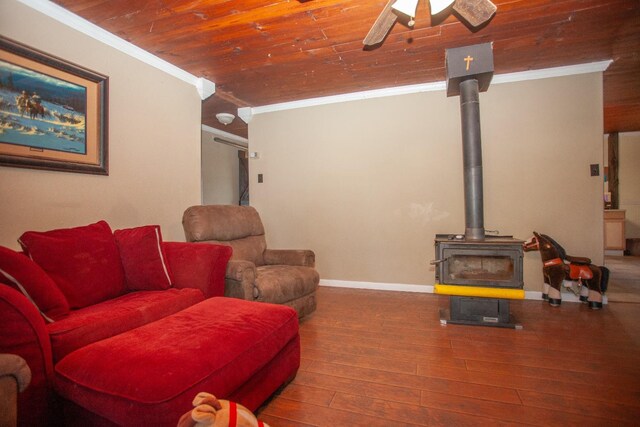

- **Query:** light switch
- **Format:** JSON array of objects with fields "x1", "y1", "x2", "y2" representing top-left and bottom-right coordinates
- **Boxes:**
[
  {"x1": 258, "y1": 174, "x2": 263, "y2": 183},
  {"x1": 590, "y1": 164, "x2": 599, "y2": 177}
]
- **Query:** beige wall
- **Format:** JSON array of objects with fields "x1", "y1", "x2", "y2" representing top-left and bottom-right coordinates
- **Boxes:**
[
  {"x1": 201, "y1": 131, "x2": 241, "y2": 205},
  {"x1": 249, "y1": 73, "x2": 604, "y2": 291},
  {"x1": 619, "y1": 132, "x2": 640, "y2": 238},
  {"x1": 0, "y1": 1, "x2": 202, "y2": 249}
]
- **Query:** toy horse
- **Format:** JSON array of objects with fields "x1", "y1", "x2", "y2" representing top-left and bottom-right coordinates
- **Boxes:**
[
  {"x1": 523, "y1": 232, "x2": 609, "y2": 309},
  {"x1": 177, "y1": 392, "x2": 269, "y2": 427}
]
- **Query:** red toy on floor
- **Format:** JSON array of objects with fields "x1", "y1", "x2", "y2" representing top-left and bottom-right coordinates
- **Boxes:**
[{"x1": 178, "y1": 392, "x2": 270, "y2": 427}]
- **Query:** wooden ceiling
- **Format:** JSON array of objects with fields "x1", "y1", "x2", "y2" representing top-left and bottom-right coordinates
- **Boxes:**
[{"x1": 53, "y1": 0, "x2": 639, "y2": 138}]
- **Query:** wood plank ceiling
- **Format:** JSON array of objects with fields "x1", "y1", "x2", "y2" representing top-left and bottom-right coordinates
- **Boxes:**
[{"x1": 53, "y1": 0, "x2": 640, "y2": 139}]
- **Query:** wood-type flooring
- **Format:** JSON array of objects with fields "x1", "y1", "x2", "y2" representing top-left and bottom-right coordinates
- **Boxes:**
[
  {"x1": 605, "y1": 256, "x2": 640, "y2": 303},
  {"x1": 258, "y1": 286, "x2": 640, "y2": 426}
]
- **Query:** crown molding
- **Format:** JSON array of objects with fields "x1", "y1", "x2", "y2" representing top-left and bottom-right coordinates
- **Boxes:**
[
  {"x1": 16, "y1": 0, "x2": 215, "y2": 100},
  {"x1": 196, "y1": 78, "x2": 216, "y2": 100},
  {"x1": 251, "y1": 81, "x2": 446, "y2": 116},
  {"x1": 617, "y1": 131, "x2": 640, "y2": 138},
  {"x1": 248, "y1": 60, "x2": 613, "y2": 116},
  {"x1": 237, "y1": 107, "x2": 253, "y2": 124},
  {"x1": 492, "y1": 60, "x2": 612, "y2": 85}
]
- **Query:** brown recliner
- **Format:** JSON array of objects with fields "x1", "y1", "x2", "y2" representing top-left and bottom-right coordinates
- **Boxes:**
[{"x1": 182, "y1": 205, "x2": 318, "y2": 318}]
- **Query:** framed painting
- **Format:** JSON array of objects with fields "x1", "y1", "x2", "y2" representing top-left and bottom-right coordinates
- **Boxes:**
[{"x1": 0, "y1": 36, "x2": 108, "y2": 175}]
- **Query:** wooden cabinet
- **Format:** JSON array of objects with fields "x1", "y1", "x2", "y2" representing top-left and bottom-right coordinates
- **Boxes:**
[{"x1": 604, "y1": 210, "x2": 626, "y2": 252}]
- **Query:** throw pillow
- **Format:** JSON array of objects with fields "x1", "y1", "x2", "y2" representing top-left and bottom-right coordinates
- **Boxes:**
[
  {"x1": 0, "y1": 245, "x2": 70, "y2": 322},
  {"x1": 114, "y1": 225, "x2": 174, "y2": 291},
  {"x1": 19, "y1": 220, "x2": 127, "y2": 309}
]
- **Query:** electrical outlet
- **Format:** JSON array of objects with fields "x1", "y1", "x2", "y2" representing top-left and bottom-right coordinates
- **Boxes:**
[{"x1": 590, "y1": 164, "x2": 599, "y2": 176}]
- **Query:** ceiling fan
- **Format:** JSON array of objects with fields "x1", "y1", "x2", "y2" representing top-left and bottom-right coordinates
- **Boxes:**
[{"x1": 363, "y1": 0, "x2": 497, "y2": 47}]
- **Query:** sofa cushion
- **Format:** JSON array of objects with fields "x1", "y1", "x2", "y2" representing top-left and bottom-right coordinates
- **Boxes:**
[
  {"x1": 47, "y1": 288, "x2": 204, "y2": 362},
  {"x1": 0, "y1": 246, "x2": 69, "y2": 322},
  {"x1": 114, "y1": 225, "x2": 173, "y2": 291},
  {"x1": 255, "y1": 265, "x2": 319, "y2": 304},
  {"x1": 54, "y1": 297, "x2": 299, "y2": 425},
  {"x1": 19, "y1": 221, "x2": 126, "y2": 309}
]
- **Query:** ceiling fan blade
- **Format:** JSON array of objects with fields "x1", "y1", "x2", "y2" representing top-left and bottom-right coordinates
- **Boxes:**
[
  {"x1": 392, "y1": 0, "x2": 419, "y2": 23},
  {"x1": 363, "y1": 0, "x2": 398, "y2": 46},
  {"x1": 430, "y1": 0, "x2": 455, "y2": 15},
  {"x1": 453, "y1": 0, "x2": 497, "y2": 27}
]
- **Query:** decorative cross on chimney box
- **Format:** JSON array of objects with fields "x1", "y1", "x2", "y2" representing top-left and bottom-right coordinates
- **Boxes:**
[{"x1": 445, "y1": 42, "x2": 494, "y2": 97}]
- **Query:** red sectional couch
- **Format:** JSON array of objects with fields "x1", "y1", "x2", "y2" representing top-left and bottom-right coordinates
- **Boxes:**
[{"x1": 0, "y1": 221, "x2": 301, "y2": 426}]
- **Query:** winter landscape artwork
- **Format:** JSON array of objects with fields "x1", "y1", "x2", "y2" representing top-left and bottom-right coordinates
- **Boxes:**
[
  {"x1": 0, "y1": 60, "x2": 87, "y2": 153},
  {"x1": 0, "y1": 37, "x2": 108, "y2": 175}
]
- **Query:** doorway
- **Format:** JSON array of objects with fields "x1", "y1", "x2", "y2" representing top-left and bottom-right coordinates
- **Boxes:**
[
  {"x1": 201, "y1": 128, "x2": 249, "y2": 205},
  {"x1": 239, "y1": 150, "x2": 249, "y2": 205}
]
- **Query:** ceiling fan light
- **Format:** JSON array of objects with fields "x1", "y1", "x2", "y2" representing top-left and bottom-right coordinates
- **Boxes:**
[
  {"x1": 429, "y1": 0, "x2": 455, "y2": 15},
  {"x1": 391, "y1": 0, "x2": 419, "y2": 20}
]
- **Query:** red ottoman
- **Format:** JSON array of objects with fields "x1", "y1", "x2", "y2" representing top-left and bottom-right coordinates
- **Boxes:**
[{"x1": 54, "y1": 297, "x2": 300, "y2": 426}]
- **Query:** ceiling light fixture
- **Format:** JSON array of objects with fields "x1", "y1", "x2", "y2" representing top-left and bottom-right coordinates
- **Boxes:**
[{"x1": 216, "y1": 113, "x2": 235, "y2": 125}]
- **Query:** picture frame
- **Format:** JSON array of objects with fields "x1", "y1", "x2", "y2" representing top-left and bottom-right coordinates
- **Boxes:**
[{"x1": 0, "y1": 36, "x2": 109, "y2": 175}]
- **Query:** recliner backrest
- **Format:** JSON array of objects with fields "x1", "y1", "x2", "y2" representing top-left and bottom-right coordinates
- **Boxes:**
[{"x1": 182, "y1": 205, "x2": 267, "y2": 266}]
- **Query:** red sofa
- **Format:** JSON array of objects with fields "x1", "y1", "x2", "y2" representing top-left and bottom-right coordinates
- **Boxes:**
[{"x1": 0, "y1": 221, "x2": 300, "y2": 426}]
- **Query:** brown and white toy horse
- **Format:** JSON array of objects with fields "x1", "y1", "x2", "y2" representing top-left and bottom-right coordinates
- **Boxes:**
[{"x1": 523, "y1": 232, "x2": 609, "y2": 309}]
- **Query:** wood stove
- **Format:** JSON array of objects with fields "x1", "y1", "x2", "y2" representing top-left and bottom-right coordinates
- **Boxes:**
[
  {"x1": 433, "y1": 234, "x2": 524, "y2": 327},
  {"x1": 434, "y1": 43, "x2": 524, "y2": 328}
]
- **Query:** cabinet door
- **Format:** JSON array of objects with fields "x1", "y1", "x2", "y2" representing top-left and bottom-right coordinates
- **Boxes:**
[{"x1": 604, "y1": 220, "x2": 625, "y2": 250}]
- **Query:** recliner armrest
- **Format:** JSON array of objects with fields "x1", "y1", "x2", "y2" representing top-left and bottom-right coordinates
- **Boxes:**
[
  {"x1": 226, "y1": 260, "x2": 257, "y2": 282},
  {"x1": 263, "y1": 249, "x2": 315, "y2": 268},
  {"x1": 224, "y1": 260, "x2": 257, "y2": 300}
]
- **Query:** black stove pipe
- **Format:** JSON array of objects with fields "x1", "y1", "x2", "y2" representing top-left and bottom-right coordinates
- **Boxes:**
[{"x1": 459, "y1": 78, "x2": 485, "y2": 241}]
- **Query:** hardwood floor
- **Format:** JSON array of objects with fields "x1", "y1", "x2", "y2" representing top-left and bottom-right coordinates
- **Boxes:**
[
  {"x1": 605, "y1": 255, "x2": 640, "y2": 303},
  {"x1": 258, "y1": 287, "x2": 640, "y2": 426}
]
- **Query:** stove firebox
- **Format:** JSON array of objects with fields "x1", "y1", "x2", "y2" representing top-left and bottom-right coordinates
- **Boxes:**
[{"x1": 434, "y1": 235, "x2": 524, "y2": 289}]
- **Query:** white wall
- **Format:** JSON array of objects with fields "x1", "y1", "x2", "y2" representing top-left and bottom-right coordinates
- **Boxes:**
[
  {"x1": 201, "y1": 130, "x2": 241, "y2": 205},
  {"x1": 0, "y1": 1, "x2": 202, "y2": 249},
  {"x1": 619, "y1": 132, "x2": 640, "y2": 238},
  {"x1": 249, "y1": 73, "x2": 605, "y2": 291}
]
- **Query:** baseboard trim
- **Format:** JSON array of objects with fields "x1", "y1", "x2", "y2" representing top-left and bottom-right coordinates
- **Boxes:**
[
  {"x1": 320, "y1": 279, "x2": 434, "y2": 294},
  {"x1": 320, "y1": 280, "x2": 607, "y2": 304},
  {"x1": 605, "y1": 250, "x2": 624, "y2": 256}
]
